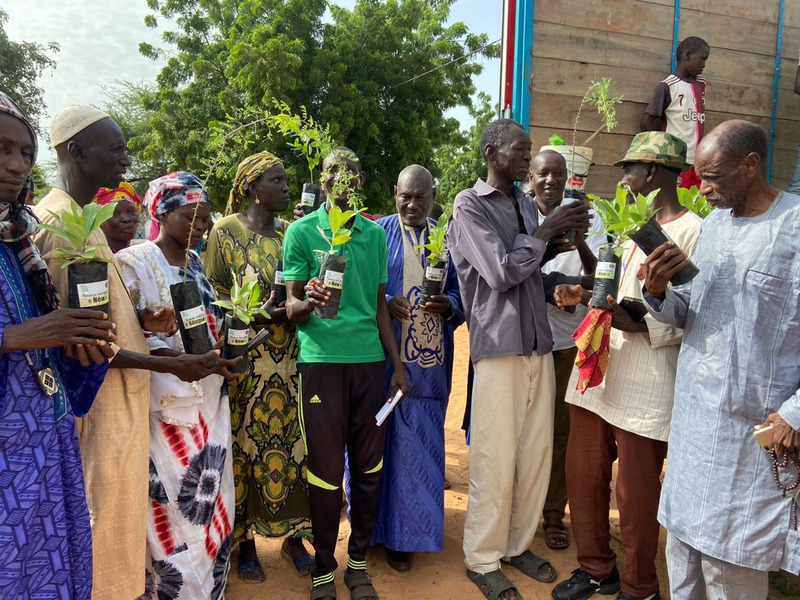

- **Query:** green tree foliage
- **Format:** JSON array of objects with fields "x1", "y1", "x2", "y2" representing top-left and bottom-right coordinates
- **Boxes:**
[
  {"x1": 0, "y1": 9, "x2": 59, "y2": 130},
  {"x1": 138, "y1": 0, "x2": 494, "y2": 212},
  {"x1": 433, "y1": 91, "x2": 494, "y2": 211}
]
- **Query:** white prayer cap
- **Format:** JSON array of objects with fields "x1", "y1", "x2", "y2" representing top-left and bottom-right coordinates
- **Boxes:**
[{"x1": 49, "y1": 104, "x2": 111, "y2": 147}]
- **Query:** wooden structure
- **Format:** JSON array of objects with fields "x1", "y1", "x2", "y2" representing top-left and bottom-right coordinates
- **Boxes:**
[{"x1": 524, "y1": 0, "x2": 800, "y2": 194}]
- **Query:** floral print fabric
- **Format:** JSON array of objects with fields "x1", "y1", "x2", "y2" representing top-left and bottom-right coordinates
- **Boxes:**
[{"x1": 205, "y1": 214, "x2": 310, "y2": 541}]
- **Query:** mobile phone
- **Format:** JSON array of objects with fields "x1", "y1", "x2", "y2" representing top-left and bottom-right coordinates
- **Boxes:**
[
  {"x1": 753, "y1": 425, "x2": 775, "y2": 452},
  {"x1": 619, "y1": 297, "x2": 648, "y2": 322}
]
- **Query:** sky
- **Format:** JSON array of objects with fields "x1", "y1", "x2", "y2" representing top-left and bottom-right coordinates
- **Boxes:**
[{"x1": 6, "y1": 0, "x2": 502, "y2": 166}]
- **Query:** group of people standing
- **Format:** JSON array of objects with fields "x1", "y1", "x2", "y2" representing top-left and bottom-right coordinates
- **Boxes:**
[
  {"x1": 0, "y1": 91, "x2": 461, "y2": 600},
  {"x1": 449, "y1": 116, "x2": 800, "y2": 600}
]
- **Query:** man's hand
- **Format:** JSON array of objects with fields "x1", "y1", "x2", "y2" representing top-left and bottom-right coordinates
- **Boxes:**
[
  {"x1": 644, "y1": 242, "x2": 691, "y2": 300},
  {"x1": 388, "y1": 296, "x2": 412, "y2": 321},
  {"x1": 390, "y1": 364, "x2": 410, "y2": 398},
  {"x1": 607, "y1": 296, "x2": 648, "y2": 334},
  {"x1": 304, "y1": 277, "x2": 331, "y2": 308},
  {"x1": 0, "y1": 308, "x2": 116, "y2": 355},
  {"x1": 554, "y1": 284, "x2": 586, "y2": 310},
  {"x1": 140, "y1": 306, "x2": 177, "y2": 336},
  {"x1": 542, "y1": 237, "x2": 574, "y2": 263},
  {"x1": 535, "y1": 202, "x2": 591, "y2": 244},
  {"x1": 65, "y1": 341, "x2": 115, "y2": 367},
  {"x1": 422, "y1": 294, "x2": 450, "y2": 315},
  {"x1": 761, "y1": 413, "x2": 800, "y2": 453}
]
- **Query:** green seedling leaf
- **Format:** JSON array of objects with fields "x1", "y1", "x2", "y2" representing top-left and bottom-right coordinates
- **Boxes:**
[
  {"x1": 215, "y1": 267, "x2": 271, "y2": 326},
  {"x1": 212, "y1": 299, "x2": 235, "y2": 311},
  {"x1": 41, "y1": 200, "x2": 113, "y2": 264},
  {"x1": 677, "y1": 185, "x2": 713, "y2": 218},
  {"x1": 331, "y1": 233, "x2": 351, "y2": 246},
  {"x1": 548, "y1": 134, "x2": 566, "y2": 146}
]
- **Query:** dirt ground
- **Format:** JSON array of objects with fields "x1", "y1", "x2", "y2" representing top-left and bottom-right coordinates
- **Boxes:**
[{"x1": 225, "y1": 326, "x2": 794, "y2": 600}]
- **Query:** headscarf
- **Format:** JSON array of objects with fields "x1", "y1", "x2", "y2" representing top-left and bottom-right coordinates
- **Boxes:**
[
  {"x1": 144, "y1": 171, "x2": 209, "y2": 241},
  {"x1": 226, "y1": 151, "x2": 282, "y2": 216},
  {"x1": 94, "y1": 181, "x2": 142, "y2": 212},
  {"x1": 0, "y1": 91, "x2": 59, "y2": 313}
]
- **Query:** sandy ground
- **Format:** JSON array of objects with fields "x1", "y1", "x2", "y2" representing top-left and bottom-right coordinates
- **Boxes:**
[{"x1": 225, "y1": 326, "x2": 797, "y2": 600}]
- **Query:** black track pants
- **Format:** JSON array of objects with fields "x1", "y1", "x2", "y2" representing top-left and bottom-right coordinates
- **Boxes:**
[{"x1": 298, "y1": 361, "x2": 387, "y2": 577}]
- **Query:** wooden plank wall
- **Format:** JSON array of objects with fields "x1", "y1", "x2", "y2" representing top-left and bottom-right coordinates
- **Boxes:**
[{"x1": 528, "y1": 0, "x2": 800, "y2": 195}]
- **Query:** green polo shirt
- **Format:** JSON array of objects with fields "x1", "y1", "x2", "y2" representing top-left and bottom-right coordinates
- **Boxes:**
[{"x1": 283, "y1": 204, "x2": 388, "y2": 364}]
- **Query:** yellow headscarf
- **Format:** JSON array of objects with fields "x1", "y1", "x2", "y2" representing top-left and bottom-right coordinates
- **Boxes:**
[{"x1": 226, "y1": 151, "x2": 283, "y2": 216}]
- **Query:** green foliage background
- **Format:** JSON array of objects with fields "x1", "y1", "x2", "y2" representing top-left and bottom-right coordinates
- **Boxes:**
[{"x1": 136, "y1": 0, "x2": 497, "y2": 213}]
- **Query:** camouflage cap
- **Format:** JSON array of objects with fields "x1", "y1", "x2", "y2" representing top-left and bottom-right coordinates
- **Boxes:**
[{"x1": 614, "y1": 131, "x2": 690, "y2": 171}]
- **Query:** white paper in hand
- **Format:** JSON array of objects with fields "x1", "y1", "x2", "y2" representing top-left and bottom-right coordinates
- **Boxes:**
[{"x1": 375, "y1": 390, "x2": 404, "y2": 426}]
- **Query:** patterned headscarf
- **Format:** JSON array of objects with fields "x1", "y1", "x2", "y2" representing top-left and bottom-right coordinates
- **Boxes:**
[
  {"x1": 94, "y1": 181, "x2": 142, "y2": 212},
  {"x1": 0, "y1": 91, "x2": 59, "y2": 313},
  {"x1": 226, "y1": 151, "x2": 282, "y2": 216},
  {"x1": 144, "y1": 172, "x2": 209, "y2": 241}
]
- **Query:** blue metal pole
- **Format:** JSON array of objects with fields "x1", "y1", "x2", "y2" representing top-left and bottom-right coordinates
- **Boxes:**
[
  {"x1": 768, "y1": 0, "x2": 786, "y2": 182},
  {"x1": 512, "y1": 0, "x2": 534, "y2": 130},
  {"x1": 671, "y1": 0, "x2": 681, "y2": 73}
]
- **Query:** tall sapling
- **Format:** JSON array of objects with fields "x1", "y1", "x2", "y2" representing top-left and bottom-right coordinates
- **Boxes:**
[{"x1": 269, "y1": 101, "x2": 333, "y2": 214}]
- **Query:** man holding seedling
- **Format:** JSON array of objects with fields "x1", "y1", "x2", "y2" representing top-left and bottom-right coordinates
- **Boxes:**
[
  {"x1": 643, "y1": 120, "x2": 800, "y2": 600},
  {"x1": 34, "y1": 105, "x2": 225, "y2": 600},
  {"x1": 284, "y1": 147, "x2": 409, "y2": 600},
  {"x1": 449, "y1": 119, "x2": 590, "y2": 600},
  {"x1": 552, "y1": 132, "x2": 702, "y2": 600},
  {"x1": 372, "y1": 164, "x2": 464, "y2": 572}
]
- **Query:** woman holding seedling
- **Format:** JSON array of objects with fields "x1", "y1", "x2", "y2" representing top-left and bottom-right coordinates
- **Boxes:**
[
  {"x1": 205, "y1": 152, "x2": 314, "y2": 583},
  {"x1": 116, "y1": 172, "x2": 241, "y2": 600}
]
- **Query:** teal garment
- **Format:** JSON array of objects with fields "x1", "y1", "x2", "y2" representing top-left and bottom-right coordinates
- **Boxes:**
[{"x1": 283, "y1": 205, "x2": 388, "y2": 364}]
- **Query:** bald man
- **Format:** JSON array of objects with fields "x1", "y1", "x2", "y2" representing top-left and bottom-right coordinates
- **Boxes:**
[
  {"x1": 371, "y1": 165, "x2": 464, "y2": 571},
  {"x1": 643, "y1": 120, "x2": 800, "y2": 599},
  {"x1": 34, "y1": 106, "x2": 217, "y2": 599}
]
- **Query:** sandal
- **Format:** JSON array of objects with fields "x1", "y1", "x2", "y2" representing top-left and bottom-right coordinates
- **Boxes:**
[
  {"x1": 544, "y1": 520, "x2": 571, "y2": 550},
  {"x1": 466, "y1": 569, "x2": 524, "y2": 600},
  {"x1": 237, "y1": 559, "x2": 266, "y2": 583},
  {"x1": 503, "y1": 550, "x2": 557, "y2": 583},
  {"x1": 310, "y1": 581, "x2": 337, "y2": 600},
  {"x1": 344, "y1": 569, "x2": 378, "y2": 600},
  {"x1": 282, "y1": 537, "x2": 316, "y2": 577}
]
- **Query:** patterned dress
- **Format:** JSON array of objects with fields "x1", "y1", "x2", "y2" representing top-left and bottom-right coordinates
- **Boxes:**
[
  {"x1": 116, "y1": 242, "x2": 234, "y2": 600},
  {"x1": 0, "y1": 243, "x2": 107, "y2": 599},
  {"x1": 205, "y1": 214, "x2": 310, "y2": 543}
]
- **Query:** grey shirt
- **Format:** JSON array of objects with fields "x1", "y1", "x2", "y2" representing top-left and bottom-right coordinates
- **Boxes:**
[{"x1": 448, "y1": 178, "x2": 577, "y2": 362}]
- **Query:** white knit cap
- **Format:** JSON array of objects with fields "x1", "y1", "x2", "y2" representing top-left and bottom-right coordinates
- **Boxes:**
[{"x1": 49, "y1": 104, "x2": 111, "y2": 147}]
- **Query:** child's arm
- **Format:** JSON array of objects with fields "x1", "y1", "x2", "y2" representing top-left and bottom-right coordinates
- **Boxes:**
[{"x1": 641, "y1": 82, "x2": 670, "y2": 132}]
